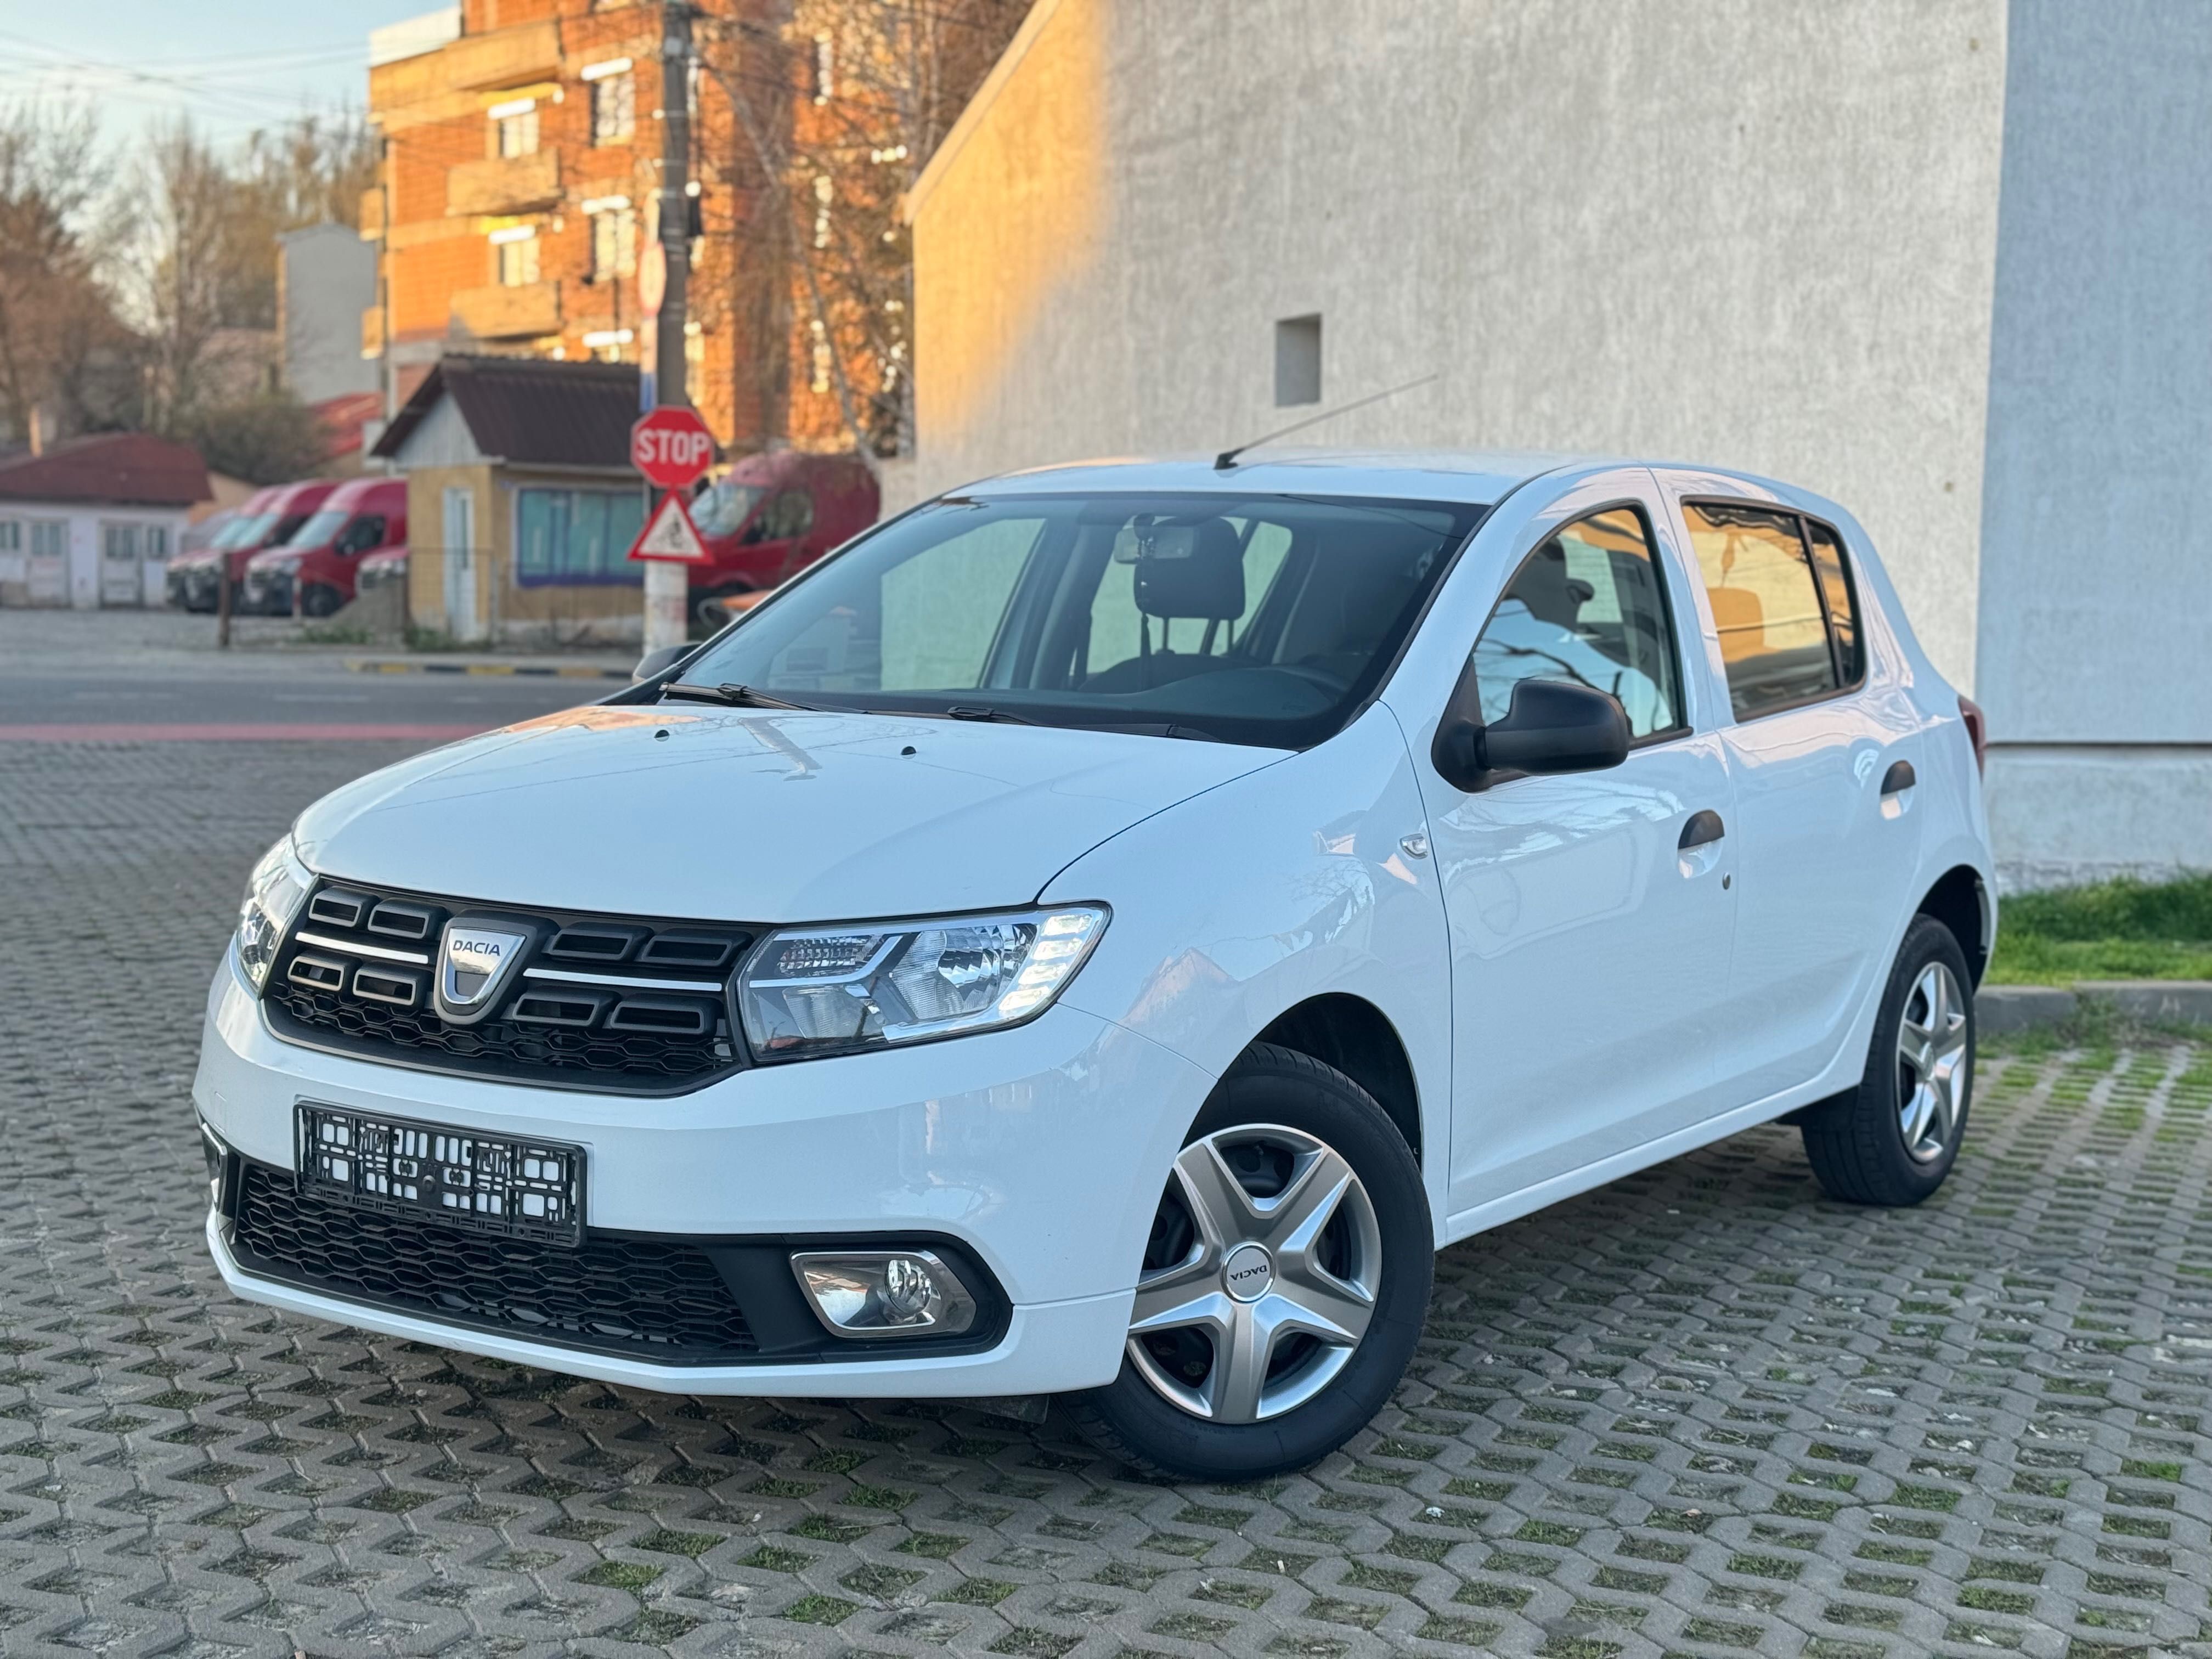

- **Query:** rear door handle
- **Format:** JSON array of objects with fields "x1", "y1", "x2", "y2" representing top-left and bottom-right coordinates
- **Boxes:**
[
  {"x1": 1881, "y1": 760, "x2": 1916, "y2": 796},
  {"x1": 1678, "y1": 809, "x2": 1726, "y2": 850}
]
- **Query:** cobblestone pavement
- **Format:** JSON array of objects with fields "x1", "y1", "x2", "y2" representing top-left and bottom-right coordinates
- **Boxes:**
[{"x1": 2, "y1": 736, "x2": 2208, "y2": 1659}]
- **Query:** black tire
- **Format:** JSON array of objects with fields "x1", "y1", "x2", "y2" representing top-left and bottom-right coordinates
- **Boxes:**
[
  {"x1": 301, "y1": 583, "x2": 343, "y2": 619},
  {"x1": 1800, "y1": 914, "x2": 1975, "y2": 1206},
  {"x1": 1063, "y1": 1043, "x2": 1432, "y2": 1481}
]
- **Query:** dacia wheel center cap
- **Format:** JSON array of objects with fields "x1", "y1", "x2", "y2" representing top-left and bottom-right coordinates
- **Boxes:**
[{"x1": 1221, "y1": 1243, "x2": 1273, "y2": 1302}]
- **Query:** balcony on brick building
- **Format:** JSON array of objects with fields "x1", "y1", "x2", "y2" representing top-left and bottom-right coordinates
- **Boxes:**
[
  {"x1": 447, "y1": 151, "x2": 562, "y2": 217},
  {"x1": 452, "y1": 283, "x2": 560, "y2": 341}
]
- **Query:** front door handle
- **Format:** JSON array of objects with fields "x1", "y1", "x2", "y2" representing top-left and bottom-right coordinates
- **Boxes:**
[
  {"x1": 1678, "y1": 809, "x2": 1726, "y2": 850},
  {"x1": 1881, "y1": 760, "x2": 1916, "y2": 796}
]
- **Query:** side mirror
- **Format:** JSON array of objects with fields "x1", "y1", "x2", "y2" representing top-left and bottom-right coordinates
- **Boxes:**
[
  {"x1": 1430, "y1": 675, "x2": 1630, "y2": 793},
  {"x1": 633, "y1": 643, "x2": 695, "y2": 684}
]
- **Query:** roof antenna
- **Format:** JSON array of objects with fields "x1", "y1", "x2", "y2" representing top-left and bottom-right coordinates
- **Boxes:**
[{"x1": 1213, "y1": 371, "x2": 1441, "y2": 471}]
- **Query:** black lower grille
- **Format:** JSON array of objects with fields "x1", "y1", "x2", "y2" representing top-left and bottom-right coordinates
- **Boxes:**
[{"x1": 230, "y1": 1164, "x2": 758, "y2": 1364}]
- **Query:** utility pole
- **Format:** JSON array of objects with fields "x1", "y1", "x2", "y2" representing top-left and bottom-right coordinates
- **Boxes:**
[{"x1": 642, "y1": 0, "x2": 694, "y2": 656}]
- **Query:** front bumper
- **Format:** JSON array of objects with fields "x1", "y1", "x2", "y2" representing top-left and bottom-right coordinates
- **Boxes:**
[
  {"x1": 193, "y1": 953, "x2": 1210, "y2": 1395},
  {"x1": 241, "y1": 571, "x2": 294, "y2": 615}
]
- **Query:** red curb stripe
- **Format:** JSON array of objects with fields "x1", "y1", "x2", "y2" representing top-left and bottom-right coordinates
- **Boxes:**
[{"x1": 0, "y1": 723, "x2": 492, "y2": 743}]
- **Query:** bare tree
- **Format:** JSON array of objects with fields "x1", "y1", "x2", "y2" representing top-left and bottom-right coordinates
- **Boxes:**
[
  {"x1": 694, "y1": 0, "x2": 1029, "y2": 465},
  {"x1": 112, "y1": 111, "x2": 376, "y2": 431},
  {"x1": 0, "y1": 101, "x2": 129, "y2": 441}
]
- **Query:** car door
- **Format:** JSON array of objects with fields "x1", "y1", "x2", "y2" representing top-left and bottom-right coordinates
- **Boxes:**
[
  {"x1": 1407, "y1": 473, "x2": 1740, "y2": 1220},
  {"x1": 1656, "y1": 475, "x2": 1926, "y2": 1105}
]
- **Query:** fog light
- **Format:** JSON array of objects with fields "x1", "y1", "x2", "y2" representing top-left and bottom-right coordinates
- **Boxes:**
[{"x1": 791, "y1": 1250, "x2": 978, "y2": 1339}]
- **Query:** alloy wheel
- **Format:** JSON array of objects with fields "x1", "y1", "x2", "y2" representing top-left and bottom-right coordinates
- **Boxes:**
[
  {"x1": 1126, "y1": 1124, "x2": 1381, "y2": 1423},
  {"x1": 1897, "y1": 960, "x2": 1970, "y2": 1163}
]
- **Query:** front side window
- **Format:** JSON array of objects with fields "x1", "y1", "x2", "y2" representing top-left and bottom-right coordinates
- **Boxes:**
[
  {"x1": 681, "y1": 492, "x2": 1484, "y2": 751},
  {"x1": 1681, "y1": 502, "x2": 1858, "y2": 720},
  {"x1": 590, "y1": 72, "x2": 635, "y2": 144},
  {"x1": 335, "y1": 515, "x2": 387, "y2": 556},
  {"x1": 1471, "y1": 506, "x2": 1684, "y2": 740},
  {"x1": 516, "y1": 488, "x2": 646, "y2": 584}
]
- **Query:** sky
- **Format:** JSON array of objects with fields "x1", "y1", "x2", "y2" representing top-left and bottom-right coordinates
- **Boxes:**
[{"x1": 4, "y1": 0, "x2": 424, "y2": 148}]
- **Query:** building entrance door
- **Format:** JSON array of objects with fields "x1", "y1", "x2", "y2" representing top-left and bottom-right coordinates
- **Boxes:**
[{"x1": 442, "y1": 488, "x2": 482, "y2": 641}]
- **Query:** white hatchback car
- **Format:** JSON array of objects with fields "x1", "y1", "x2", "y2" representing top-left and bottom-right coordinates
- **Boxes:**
[{"x1": 198, "y1": 453, "x2": 1994, "y2": 1479}]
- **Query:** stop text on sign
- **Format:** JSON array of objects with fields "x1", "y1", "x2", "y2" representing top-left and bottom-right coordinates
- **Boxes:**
[{"x1": 630, "y1": 408, "x2": 716, "y2": 487}]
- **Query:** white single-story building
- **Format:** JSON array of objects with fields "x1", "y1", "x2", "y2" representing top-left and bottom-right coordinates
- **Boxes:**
[
  {"x1": 901, "y1": 0, "x2": 2211, "y2": 891},
  {"x1": 0, "y1": 433, "x2": 212, "y2": 608}
]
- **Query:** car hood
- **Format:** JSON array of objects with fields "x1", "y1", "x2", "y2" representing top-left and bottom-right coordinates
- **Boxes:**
[{"x1": 295, "y1": 705, "x2": 1285, "y2": 923}]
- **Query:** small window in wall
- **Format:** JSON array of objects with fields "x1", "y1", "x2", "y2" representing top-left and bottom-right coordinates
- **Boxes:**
[
  {"x1": 1681, "y1": 501, "x2": 1857, "y2": 720},
  {"x1": 0, "y1": 521, "x2": 19, "y2": 552},
  {"x1": 146, "y1": 524, "x2": 169, "y2": 560},
  {"x1": 492, "y1": 100, "x2": 539, "y2": 158},
  {"x1": 1275, "y1": 314, "x2": 1321, "y2": 407},
  {"x1": 493, "y1": 227, "x2": 539, "y2": 286},
  {"x1": 585, "y1": 61, "x2": 635, "y2": 144},
  {"x1": 590, "y1": 204, "x2": 637, "y2": 280},
  {"x1": 516, "y1": 488, "x2": 646, "y2": 584},
  {"x1": 30, "y1": 521, "x2": 66, "y2": 557}
]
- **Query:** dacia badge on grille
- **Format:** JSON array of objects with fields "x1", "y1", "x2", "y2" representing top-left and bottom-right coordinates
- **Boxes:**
[{"x1": 434, "y1": 918, "x2": 533, "y2": 1025}]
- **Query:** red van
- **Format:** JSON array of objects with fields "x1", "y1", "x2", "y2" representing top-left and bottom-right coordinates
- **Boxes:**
[
  {"x1": 242, "y1": 477, "x2": 408, "y2": 617},
  {"x1": 685, "y1": 450, "x2": 878, "y2": 620},
  {"x1": 167, "y1": 481, "x2": 337, "y2": 613}
]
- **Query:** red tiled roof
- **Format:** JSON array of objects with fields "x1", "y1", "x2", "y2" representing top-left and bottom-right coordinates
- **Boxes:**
[{"x1": 0, "y1": 432, "x2": 211, "y2": 507}]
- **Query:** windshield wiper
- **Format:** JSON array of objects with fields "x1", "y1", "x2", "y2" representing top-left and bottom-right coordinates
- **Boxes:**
[
  {"x1": 943, "y1": 704, "x2": 1040, "y2": 725},
  {"x1": 661, "y1": 682, "x2": 831, "y2": 712}
]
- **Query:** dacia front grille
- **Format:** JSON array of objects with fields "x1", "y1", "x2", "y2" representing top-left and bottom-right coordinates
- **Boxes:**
[
  {"x1": 262, "y1": 879, "x2": 754, "y2": 1095},
  {"x1": 229, "y1": 1164, "x2": 758, "y2": 1363}
]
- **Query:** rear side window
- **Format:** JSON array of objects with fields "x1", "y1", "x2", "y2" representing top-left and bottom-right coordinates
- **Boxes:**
[
  {"x1": 1805, "y1": 520, "x2": 1861, "y2": 685},
  {"x1": 1681, "y1": 502, "x2": 1861, "y2": 720}
]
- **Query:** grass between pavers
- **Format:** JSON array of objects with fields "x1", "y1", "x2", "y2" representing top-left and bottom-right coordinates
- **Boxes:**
[{"x1": 1984, "y1": 872, "x2": 2212, "y2": 985}]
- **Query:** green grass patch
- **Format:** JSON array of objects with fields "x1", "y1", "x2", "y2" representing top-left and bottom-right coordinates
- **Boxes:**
[{"x1": 1985, "y1": 874, "x2": 2212, "y2": 985}]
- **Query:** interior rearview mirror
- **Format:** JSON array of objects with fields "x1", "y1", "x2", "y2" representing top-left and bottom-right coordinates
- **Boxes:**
[{"x1": 1430, "y1": 675, "x2": 1631, "y2": 793}]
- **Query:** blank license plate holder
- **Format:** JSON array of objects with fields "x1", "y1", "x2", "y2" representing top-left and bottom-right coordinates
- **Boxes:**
[{"x1": 295, "y1": 1102, "x2": 585, "y2": 1246}]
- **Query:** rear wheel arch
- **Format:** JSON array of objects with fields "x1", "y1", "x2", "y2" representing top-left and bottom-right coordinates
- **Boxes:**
[
  {"x1": 1250, "y1": 995, "x2": 1423, "y2": 1166},
  {"x1": 1916, "y1": 864, "x2": 1990, "y2": 986}
]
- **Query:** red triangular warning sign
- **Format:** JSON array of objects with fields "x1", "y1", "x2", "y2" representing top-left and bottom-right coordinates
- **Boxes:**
[{"x1": 628, "y1": 492, "x2": 710, "y2": 563}]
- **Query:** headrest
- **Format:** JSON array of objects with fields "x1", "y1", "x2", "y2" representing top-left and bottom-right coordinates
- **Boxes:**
[{"x1": 1135, "y1": 518, "x2": 1245, "y2": 621}]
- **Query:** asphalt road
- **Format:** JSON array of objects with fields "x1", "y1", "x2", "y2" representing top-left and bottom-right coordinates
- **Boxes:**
[
  {"x1": 0, "y1": 608, "x2": 613, "y2": 732},
  {"x1": 0, "y1": 606, "x2": 2205, "y2": 1659}
]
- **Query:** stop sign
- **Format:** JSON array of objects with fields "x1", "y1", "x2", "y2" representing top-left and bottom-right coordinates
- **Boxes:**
[{"x1": 630, "y1": 407, "x2": 716, "y2": 488}]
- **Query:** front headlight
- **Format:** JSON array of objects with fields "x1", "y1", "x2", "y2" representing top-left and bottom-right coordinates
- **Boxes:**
[
  {"x1": 234, "y1": 836, "x2": 312, "y2": 991},
  {"x1": 737, "y1": 905, "x2": 1108, "y2": 1062}
]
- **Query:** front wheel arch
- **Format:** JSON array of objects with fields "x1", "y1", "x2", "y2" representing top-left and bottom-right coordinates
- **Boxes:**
[{"x1": 1252, "y1": 995, "x2": 1423, "y2": 1166}]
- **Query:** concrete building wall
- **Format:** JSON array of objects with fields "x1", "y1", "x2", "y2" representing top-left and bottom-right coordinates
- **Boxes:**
[
  {"x1": 280, "y1": 225, "x2": 380, "y2": 403},
  {"x1": 1976, "y1": 0, "x2": 2212, "y2": 884},
  {"x1": 911, "y1": 0, "x2": 2008, "y2": 689}
]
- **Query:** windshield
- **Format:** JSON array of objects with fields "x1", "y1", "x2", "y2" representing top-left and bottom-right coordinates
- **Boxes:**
[
  {"x1": 692, "y1": 479, "x2": 765, "y2": 539},
  {"x1": 678, "y1": 491, "x2": 1484, "y2": 749},
  {"x1": 287, "y1": 507, "x2": 348, "y2": 549},
  {"x1": 215, "y1": 512, "x2": 274, "y2": 550}
]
